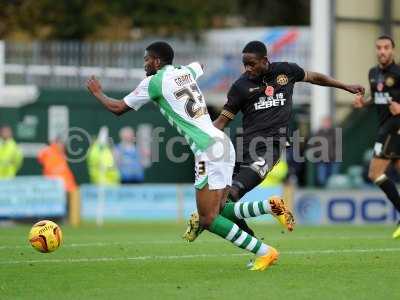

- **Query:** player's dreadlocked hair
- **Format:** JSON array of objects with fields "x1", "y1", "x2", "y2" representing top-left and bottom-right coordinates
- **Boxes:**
[
  {"x1": 146, "y1": 41, "x2": 174, "y2": 65},
  {"x1": 242, "y1": 41, "x2": 267, "y2": 57}
]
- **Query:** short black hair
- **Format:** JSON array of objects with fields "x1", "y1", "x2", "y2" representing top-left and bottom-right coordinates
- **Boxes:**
[
  {"x1": 377, "y1": 35, "x2": 395, "y2": 48},
  {"x1": 242, "y1": 41, "x2": 267, "y2": 57},
  {"x1": 146, "y1": 41, "x2": 174, "y2": 65}
]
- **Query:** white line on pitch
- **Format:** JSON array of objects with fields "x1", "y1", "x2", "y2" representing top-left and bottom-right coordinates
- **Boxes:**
[
  {"x1": 0, "y1": 235, "x2": 392, "y2": 250},
  {"x1": 1, "y1": 247, "x2": 400, "y2": 265}
]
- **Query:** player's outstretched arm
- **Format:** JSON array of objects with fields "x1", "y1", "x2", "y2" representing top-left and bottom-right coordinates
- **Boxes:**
[
  {"x1": 86, "y1": 75, "x2": 131, "y2": 116},
  {"x1": 303, "y1": 71, "x2": 365, "y2": 95}
]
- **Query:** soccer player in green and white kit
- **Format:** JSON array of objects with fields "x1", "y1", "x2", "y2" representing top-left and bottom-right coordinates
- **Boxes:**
[{"x1": 86, "y1": 41, "x2": 293, "y2": 271}]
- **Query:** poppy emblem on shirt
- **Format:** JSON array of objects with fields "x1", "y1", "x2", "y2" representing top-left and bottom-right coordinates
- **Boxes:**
[
  {"x1": 385, "y1": 76, "x2": 395, "y2": 87},
  {"x1": 377, "y1": 82, "x2": 384, "y2": 92},
  {"x1": 276, "y1": 74, "x2": 289, "y2": 85},
  {"x1": 265, "y1": 86, "x2": 274, "y2": 96}
]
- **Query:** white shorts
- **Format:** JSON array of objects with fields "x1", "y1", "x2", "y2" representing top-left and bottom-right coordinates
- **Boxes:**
[{"x1": 194, "y1": 135, "x2": 235, "y2": 190}]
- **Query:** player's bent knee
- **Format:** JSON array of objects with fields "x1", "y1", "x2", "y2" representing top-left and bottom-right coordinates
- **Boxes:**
[
  {"x1": 228, "y1": 186, "x2": 240, "y2": 202},
  {"x1": 368, "y1": 167, "x2": 387, "y2": 184},
  {"x1": 231, "y1": 167, "x2": 263, "y2": 200},
  {"x1": 199, "y1": 212, "x2": 218, "y2": 229},
  {"x1": 368, "y1": 168, "x2": 384, "y2": 183},
  {"x1": 372, "y1": 173, "x2": 388, "y2": 185}
]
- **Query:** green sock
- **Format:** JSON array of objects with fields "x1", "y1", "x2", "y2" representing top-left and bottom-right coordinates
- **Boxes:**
[
  {"x1": 221, "y1": 199, "x2": 270, "y2": 221},
  {"x1": 208, "y1": 215, "x2": 268, "y2": 256}
]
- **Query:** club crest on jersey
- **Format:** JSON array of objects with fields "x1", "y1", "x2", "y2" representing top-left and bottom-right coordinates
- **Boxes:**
[
  {"x1": 385, "y1": 76, "x2": 395, "y2": 87},
  {"x1": 276, "y1": 74, "x2": 289, "y2": 86},
  {"x1": 377, "y1": 82, "x2": 384, "y2": 92},
  {"x1": 265, "y1": 86, "x2": 274, "y2": 96}
]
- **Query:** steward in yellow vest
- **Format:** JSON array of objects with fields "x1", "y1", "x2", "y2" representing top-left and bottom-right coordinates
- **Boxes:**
[
  {"x1": 0, "y1": 126, "x2": 23, "y2": 179},
  {"x1": 87, "y1": 127, "x2": 119, "y2": 185}
]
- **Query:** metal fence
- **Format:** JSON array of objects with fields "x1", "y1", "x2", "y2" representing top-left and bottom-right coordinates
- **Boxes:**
[{"x1": 4, "y1": 27, "x2": 311, "y2": 105}]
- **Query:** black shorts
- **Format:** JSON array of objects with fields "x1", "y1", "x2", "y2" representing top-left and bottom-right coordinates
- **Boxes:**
[
  {"x1": 374, "y1": 117, "x2": 400, "y2": 159},
  {"x1": 234, "y1": 141, "x2": 285, "y2": 180}
]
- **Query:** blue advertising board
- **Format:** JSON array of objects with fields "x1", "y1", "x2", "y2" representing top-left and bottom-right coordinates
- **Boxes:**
[
  {"x1": 80, "y1": 184, "x2": 283, "y2": 221},
  {"x1": 294, "y1": 189, "x2": 400, "y2": 225},
  {"x1": 81, "y1": 184, "x2": 193, "y2": 220},
  {"x1": 0, "y1": 176, "x2": 66, "y2": 218}
]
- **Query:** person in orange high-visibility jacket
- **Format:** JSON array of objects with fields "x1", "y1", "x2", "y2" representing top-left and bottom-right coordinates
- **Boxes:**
[{"x1": 37, "y1": 139, "x2": 77, "y2": 193}]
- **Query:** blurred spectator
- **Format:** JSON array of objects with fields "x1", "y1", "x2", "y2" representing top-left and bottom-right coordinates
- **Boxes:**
[
  {"x1": 114, "y1": 127, "x2": 144, "y2": 184},
  {"x1": 87, "y1": 126, "x2": 120, "y2": 185},
  {"x1": 286, "y1": 146, "x2": 305, "y2": 186},
  {"x1": 0, "y1": 125, "x2": 23, "y2": 179},
  {"x1": 37, "y1": 137, "x2": 77, "y2": 193},
  {"x1": 38, "y1": 137, "x2": 80, "y2": 226},
  {"x1": 308, "y1": 116, "x2": 339, "y2": 187}
]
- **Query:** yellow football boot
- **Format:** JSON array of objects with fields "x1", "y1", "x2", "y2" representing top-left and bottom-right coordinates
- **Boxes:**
[
  {"x1": 249, "y1": 247, "x2": 279, "y2": 271},
  {"x1": 182, "y1": 212, "x2": 203, "y2": 242},
  {"x1": 392, "y1": 224, "x2": 400, "y2": 239},
  {"x1": 269, "y1": 196, "x2": 295, "y2": 232}
]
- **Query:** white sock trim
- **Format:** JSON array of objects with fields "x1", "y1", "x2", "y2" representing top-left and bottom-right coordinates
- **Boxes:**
[
  {"x1": 253, "y1": 201, "x2": 260, "y2": 216},
  {"x1": 256, "y1": 243, "x2": 269, "y2": 256},
  {"x1": 233, "y1": 231, "x2": 247, "y2": 246},
  {"x1": 246, "y1": 237, "x2": 258, "y2": 251},
  {"x1": 225, "y1": 224, "x2": 239, "y2": 241},
  {"x1": 375, "y1": 174, "x2": 388, "y2": 185},
  {"x1": 234, "y1": 203, "x2": 242, "y2": 219},
  {"x1": 243, "y1": 202, "x2": 251, "y2": 218},
  {"x1": 262, "y1": 200, "x2": 268, "y2": 213}
]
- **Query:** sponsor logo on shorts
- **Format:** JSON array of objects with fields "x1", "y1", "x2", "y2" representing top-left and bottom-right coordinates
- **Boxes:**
[{"x1": 251, "y1": 157, "x2": 269, "y2": 178}]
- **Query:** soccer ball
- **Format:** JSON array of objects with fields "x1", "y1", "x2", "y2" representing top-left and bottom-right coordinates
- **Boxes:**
[{"x1": 28, "y1": 220, "x2": 63, "y2": 253}]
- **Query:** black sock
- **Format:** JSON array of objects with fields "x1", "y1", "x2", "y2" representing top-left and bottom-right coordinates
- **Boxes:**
[
  {"x1": 234, "y1": 219, "x2": 255, "y2": 237},
  {"x1": 377, "y1": 177, "x2": 400, "y2": 213},
  {"x1": 225, "y1": 197, "x2": 256, "y2": 237}
]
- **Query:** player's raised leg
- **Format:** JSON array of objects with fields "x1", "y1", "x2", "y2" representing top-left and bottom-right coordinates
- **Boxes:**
[
  {"x1": 369, "y1": 157, "x2": 400, "y2": 238},
  {"x1": 221, "y1": 195, "x2": 295, "y2": 231},
  {"x1": 183, "y1": 159, "x2": 295, "y2": 242},
  {"x1": 390, "y1": 159, "x2": 400, "y2": 238},
  {"x1": 196, "y1": 184, "x2": 278, "y2": 271},
  {"x1": 183, "y1": 195, "x2": 295, "y2": 242}
]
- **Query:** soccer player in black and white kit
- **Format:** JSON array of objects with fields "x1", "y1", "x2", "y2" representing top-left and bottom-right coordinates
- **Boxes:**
[
  {"x1": 353, "y1": 35, "x2": 400, "y2": 238},
  {"x1": 183, "y1": 40, "x2": 364, "y2": 240}
]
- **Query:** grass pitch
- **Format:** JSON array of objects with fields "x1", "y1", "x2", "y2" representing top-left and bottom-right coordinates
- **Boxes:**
[{"x1": 1, "y1": 222, "x2": 400, "y2": 299}]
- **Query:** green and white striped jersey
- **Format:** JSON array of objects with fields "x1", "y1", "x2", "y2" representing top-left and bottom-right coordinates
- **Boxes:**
[{"x1": 123, "y1": 62, "x2": 223, "y2": 154}]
